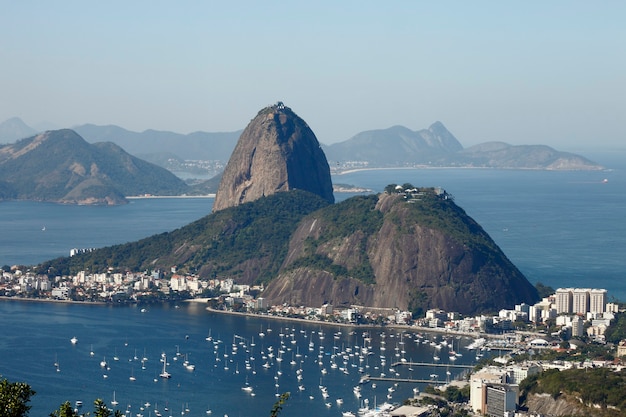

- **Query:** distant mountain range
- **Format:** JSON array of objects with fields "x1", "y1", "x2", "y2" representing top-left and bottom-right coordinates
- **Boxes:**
[
  {"x1": 0, "y1": 117, "x2": 603, "y2": 173},
  {"x1": 0, "y1": 129, "x2": 189, "y2": 205}
]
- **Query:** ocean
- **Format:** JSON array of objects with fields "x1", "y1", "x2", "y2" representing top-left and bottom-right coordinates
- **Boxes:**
[{"x1": 0, "y1": 152, "x2": 625, "y2": 416}]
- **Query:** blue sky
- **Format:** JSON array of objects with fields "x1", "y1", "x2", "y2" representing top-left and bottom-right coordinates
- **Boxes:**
[{"x1": 1, "y1": 1, "x2": 624, "y2": 150}]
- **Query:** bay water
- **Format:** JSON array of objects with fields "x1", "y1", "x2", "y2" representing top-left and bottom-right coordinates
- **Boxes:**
[{"x1": 0, "y1": 151, "x2": 625, "y2": 416}]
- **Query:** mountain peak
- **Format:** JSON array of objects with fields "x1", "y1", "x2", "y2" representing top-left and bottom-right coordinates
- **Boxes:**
[
  {"x1": 212, "y1": 103, "x2": 334, "y2": 212},
  {"x1": 0, "y1": 117, "x2": 37, "y2": 143}
]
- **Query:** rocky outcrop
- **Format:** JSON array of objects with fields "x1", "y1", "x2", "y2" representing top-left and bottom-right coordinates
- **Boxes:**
[
  {"x1": 526, "y1": 393, "x2": 599, "y2": 417},
  {"x1": 262, "y1": 190, "x2": 539, "y2": 315},
  {"x1": 212, "y1": 102, "x2": 334, "y2": 212}
]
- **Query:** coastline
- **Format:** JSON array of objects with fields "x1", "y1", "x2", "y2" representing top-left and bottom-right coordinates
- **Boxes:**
[
  {"x1": 333, "y1": 166, "x2": 494, "y2": 176},
  {"x1": 0, "y1": 295, "x2": 107, "y2": 305},
  {"x1": 202, "y1": 305, "x2": 496, "y2": 339},
  {"x1": 126, "y1": 194, "x2": 215, "y2": 199}
]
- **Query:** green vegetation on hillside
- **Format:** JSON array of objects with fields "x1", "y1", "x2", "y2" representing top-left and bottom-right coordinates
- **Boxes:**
[
  {"x1": 605, "y1": 312, "x2": 626, "y2": 344},
  {"x1": 38, "y1": 190, "x2": 330, "y2": 281},
  {"x1": 0, "y1": 130, "x2": 189, "y2": 203},
  {"x1": 520, "y1": 367, "x2": 626, "y2": 416},
  {"x1": 284, "y1": 194, "x2": 383, "y2": 284},
  {"x1": 386, "y1": 184, "x2": 498, "y2": 253}
]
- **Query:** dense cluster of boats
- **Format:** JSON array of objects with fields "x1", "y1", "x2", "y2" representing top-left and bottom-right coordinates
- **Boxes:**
[{"x1": 66, "y1": 324, "x2": 477, "y2": 416}]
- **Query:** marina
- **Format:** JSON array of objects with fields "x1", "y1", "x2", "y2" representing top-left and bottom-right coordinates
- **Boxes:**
[{"x1": 0, "y1": 300, "x2": 481, "y2": 417}]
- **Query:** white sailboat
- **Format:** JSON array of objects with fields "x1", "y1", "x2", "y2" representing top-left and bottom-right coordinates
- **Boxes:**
[
  {"x1": 111, "y1": 391, "x2": 118, "y2": 406},
  {"x1": 160, "y1": 355, "x2": 171, "y2": 378}
]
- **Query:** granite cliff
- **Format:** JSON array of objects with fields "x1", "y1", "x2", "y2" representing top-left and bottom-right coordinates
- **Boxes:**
[
  {"x1": 262, "y1": 188, "x2": 538, "y2": 315},
  {"x1": 212, "y1": 102, "x2": 334, "y2": 212}
]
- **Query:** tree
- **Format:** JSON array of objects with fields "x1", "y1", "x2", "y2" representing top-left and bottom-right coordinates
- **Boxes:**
[
  {"x1": 0, "y1": 378, "x2": 35, "y2": 417},
  {"x1": 269, "y1": 392, "x2": 290, "y2": 417},
  {"x1": 93, "y1": 399, "x2": 123, "y2": 417},
  {"x1": 49, "y1": 401, "x2": 77, "y2": 417}
]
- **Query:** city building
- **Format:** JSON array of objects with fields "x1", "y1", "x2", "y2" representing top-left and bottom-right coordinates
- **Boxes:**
[
  {"x1": 571, "y1": 315, "x2": 584, "y2": 337},
  {"x1": 555, "y1": 288, "x2": 573, "y2": 314},
  {"x1": 589, "y1": 289, "x2": 607, "y2": 314},
  {"x1": 485, "y1": 384, "x2": 517, "y2": 417},
  {"x1": 470, "y1": 367, "x2": 507, "y2": 413},
  {"x1": 572, "y1": 289, "x2": 590, "y2": 315},
  {"x1": 506, "y1": 363, "x2": 541, "y2": 385}
]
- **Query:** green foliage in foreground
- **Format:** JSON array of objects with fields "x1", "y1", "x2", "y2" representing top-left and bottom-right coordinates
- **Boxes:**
[
  {"x1": 0, "y1": 378, "x2": 35, "y2": 417},
  {"x1": 0, "y1": 376, "x2": 287, "y2": 417},
  {"x1": 520, "y1": 367, "x2": 626, "y2": 415},
  {"x1": 269, "y1": 392, "x2": 290, "y2": 417}
]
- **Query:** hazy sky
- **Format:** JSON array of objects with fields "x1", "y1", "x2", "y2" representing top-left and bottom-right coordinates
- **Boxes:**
[{"x1": 1, "y1": 1, "x2": 624, "y2": 150}]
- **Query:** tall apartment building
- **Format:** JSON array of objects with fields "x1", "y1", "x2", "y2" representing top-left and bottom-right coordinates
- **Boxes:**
[
  {"x1": 572, "y1": 315, "x2": 584, "y2": 337},
  {"x1": 572, "y1": 289, "x2": 590, "y2": 314},
  {"x1": 589, "y1": 289, "x2": 607, "y2": 314},
  {"x1": 556, "y1": 288, "x2": 606, "y2": 315},
  {"x1": 485, "y1": 384, "x2": 518, "y2": 417},
  {"x1": 555, "y1": 288, "x2": 573, "y2": 314}
]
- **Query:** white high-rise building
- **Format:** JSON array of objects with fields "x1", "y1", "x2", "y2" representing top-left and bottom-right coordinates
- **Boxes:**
[
  {"x1": 555, "y1": 288, "x2": 573, "y2": 314},
  {"x1": 589, "y1": 289, "x2": 607, "y2": 314},
  {"x1": 572, "y1": 289, "x2": 590, "y2": 315},
  {"x1": 572, "y1": 315, "x2": 584, "y2": 337}
]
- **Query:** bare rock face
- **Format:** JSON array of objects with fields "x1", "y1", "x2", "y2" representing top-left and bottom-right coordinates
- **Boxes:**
[
  {"x1": 213, "y1": 102, "x2": 334, "y2": 212},
  {"x1": 262, "y1": 191, "x2": 539, "y2": 315}
]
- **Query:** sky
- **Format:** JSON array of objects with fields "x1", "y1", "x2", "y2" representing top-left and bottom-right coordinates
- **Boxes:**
[{"x1": 1, "y1": 1, "x2": 624, "y2": 150}]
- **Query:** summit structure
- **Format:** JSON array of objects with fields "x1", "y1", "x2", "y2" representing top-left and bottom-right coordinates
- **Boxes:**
[{"x1": 212, "y1": 102, "x2": 334, "y2": 212}]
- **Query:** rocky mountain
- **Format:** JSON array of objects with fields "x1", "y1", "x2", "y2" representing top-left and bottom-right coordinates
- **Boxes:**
[
  {"x1": 40, "y1": 186, "x2": 539, "y2": 315},
  {"x1": 323, "y1": 122, "x2": 464, "y2": 165},
  {"x1": 262, "y1": 187, "x2": 538, "y2": 314},
  {"x1": 324, "y1": 123, "x2": 602, "y2": 170},
  {"x1": 0, "y1": 129, "x2": 189, "y2": 205},
  {"x1": 0, "y1": 117, "x2": 38, "y2": 143},
  {"x1": 212, "y1": 102, "x2": 335, "y2": 212}
]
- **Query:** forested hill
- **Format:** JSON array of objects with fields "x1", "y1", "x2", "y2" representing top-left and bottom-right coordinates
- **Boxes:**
[
  {"x1": 38, "y1": 186, "x2": 539, "y2": 316},
  {"x1": 0, "y1": 129, "x2": 189, "y2": 205}
]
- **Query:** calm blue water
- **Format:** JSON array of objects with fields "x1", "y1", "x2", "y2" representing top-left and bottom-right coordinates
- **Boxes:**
[
  {"x1": 0, "y1": 300, "x2": 476, "y2": 417},
  {"x1": 0, "y1": 198, "x2": 213, "y2": 266},
  {"x1": 1, "y1": 155, "x2": 625, "y2": 416}
]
